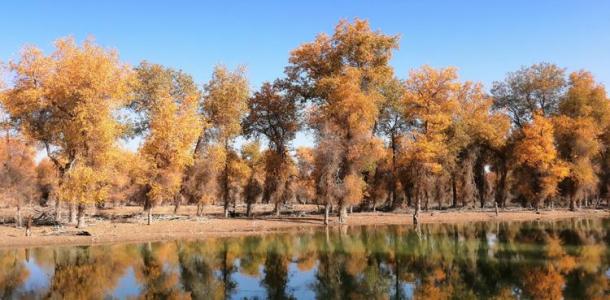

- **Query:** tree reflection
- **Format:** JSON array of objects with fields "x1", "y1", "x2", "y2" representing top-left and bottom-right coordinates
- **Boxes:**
[
  {"x1": 1, "y1": 218, "x2": 609, "y2": 299},
  {"x1": 0, "y1": 250, "x2": 29, "y2": 299}
]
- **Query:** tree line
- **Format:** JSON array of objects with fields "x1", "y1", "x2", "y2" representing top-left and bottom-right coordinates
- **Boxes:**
[{"x1": 1, "y1": 19, "x2": 609, "y2": 227}]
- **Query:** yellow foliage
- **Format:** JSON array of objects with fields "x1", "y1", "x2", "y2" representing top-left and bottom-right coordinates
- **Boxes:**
[
  {"x1": 59, "y1": 163, "x2": 110, "y2": 205},
  {"x1": 203, "y1": 65, "x2": 249, "y2": 143},
  {"x1": 2, "y1": 37, "x2": 132, "y2": 206},
  {"x1": 135, "y1": 63, "x2": 202, "y2": 206},
  {"x1": 514, "y1": 113, "x2": 569, "y2": 202}
]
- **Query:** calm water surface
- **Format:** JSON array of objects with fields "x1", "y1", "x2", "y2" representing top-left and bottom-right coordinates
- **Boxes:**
[{"x1": 1, "y1": 218, "x2": 609, "y2": 299}]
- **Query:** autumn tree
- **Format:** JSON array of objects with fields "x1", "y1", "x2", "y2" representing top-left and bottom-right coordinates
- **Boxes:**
[
  {"x1": 36, "y1": 158, "x2": 58, "y2": 207},
  {"x1": 1, "y1": 37, "x2": 132, "y2": 227},
  {"x1": 243, "y1": 81, "x2": 299, "y2": 215},
  {"x1": 0, "y1": 135, "x2": 37, "y2": 227},
  {"x1": 241, "y1": 141, "x2": 265, "y2": 217},
  {"x1": 287, "y1": 19, "x2": 398, "y2": 223},
  {"x1": 554, "y1": 71, "x2": 610, "y2": 210},
  {"x1": 294, "y1": 147, "x2": 315, "y2": 204},
  {"x1": 399, "y1": 66, "x2": 459, "y2": 221},
  {"x1": 376, "y1": 78, "x2": 408, "y2": 209},
  {"x1": 184, "y1": 145, "x2": 225, "y2": 216},
  {"x1": 513, "y1": 113, "x2": 569, "y2": 211},
  {"x1": 202, "y1": 65, "x2": 249, "y2": 218},
  {"x1": 492, "y1": 63, "x2": 567, "y2": 210},
  {"x1": 131, "y1": 62, "x2": 201, "y2": 225},
  {"x1": 451, "y1": 80, "x2": 510, "y2": 209}
]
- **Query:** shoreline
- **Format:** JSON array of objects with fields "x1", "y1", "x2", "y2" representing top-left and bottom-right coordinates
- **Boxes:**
[{"x1": 0, "y1": 206, "x2": 608, "y2": 249}]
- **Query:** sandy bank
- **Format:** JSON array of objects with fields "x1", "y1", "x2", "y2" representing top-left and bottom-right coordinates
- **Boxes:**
[{"x1": 0, "y1": 204, "x2": 607, "y2": 249}]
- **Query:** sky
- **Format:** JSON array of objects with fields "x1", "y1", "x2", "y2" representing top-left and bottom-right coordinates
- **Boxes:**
[{"x1": 2, "y1": 0, "x2": 610, "y2": 153}]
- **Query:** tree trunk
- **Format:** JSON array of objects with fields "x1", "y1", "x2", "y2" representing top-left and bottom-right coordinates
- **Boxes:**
[
  {"x1": 569, "y1": 195, "x2": 576, "y2": 211},
  {"x1": 76, "y1": 204, "x2": 86, "y2": 228},
  {"x1": 69, "y1": 203, "x2": 77, "y2": 224},
  {"x1": 338, "y1": 205, "x2": 347, "y2": 224},
  {"x1": 413, "y1": 195, "x2": 421, "y2": 224},
  {"x1": 147, "y1": 207, "x2": 152, "y2": 225},
  {"x1": 438, "y1": 194, "x2": 442, "y2": 210},
  {"x1": 494, "y1": 201, "x2": 499, "y2": 216},
  {"x1": 246, "y1": 202, "x2": 252, "y2": 217},
  {"x1": 274, "y1": 202, "x2": 281, "y2": 217},
  {"x1": 55, "y1": 198, "x2": 61, "y2": 223},
  {"x1": 324, "y1": 203, "x2": 330, "y2": 225},
  {"x1": 451, "y1": 177, "x2": 458, "y2": 208},
  {"x1": 223, "y1": 150, "x2": 230, "y2": 218},
  {"x1": 173, "y1": 195, "x2": 181, "y2": 215},
  {"x1": 424, "y1": 192, "x2": 429, "y2": 211},
  {"x1": 16, "y1": 206, "x2": 22, "y2": 228},
  {"x1": 350, "y1": 205, "x2": 353, "y2": 214},
  {"x1": 25, "y1": 216, "x2": 32, "y2": 237}
]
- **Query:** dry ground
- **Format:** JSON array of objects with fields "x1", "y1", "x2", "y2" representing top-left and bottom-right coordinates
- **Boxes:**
[{"x1": 0, "y1": 204, "x2": 608, "y2": 249}]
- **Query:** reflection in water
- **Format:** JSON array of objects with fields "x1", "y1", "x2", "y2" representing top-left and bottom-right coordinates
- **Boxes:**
[{"x1": 1, "y1": 218, "x2": 609, "y2": 299}]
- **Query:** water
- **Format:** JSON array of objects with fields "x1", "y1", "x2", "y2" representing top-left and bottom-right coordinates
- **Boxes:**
[{"x1": 1, "y1": 218, "x2": 609, "y2": 299}]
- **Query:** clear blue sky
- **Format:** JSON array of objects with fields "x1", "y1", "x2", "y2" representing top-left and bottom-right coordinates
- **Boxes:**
[{"x1": 2, "y1": 1, "x2": 610, "y2": 151}]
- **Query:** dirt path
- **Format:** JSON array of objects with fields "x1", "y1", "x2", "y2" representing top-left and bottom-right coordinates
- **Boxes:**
[{"x1": 0, "y1": 205, "x2": 607, "y2": 249}]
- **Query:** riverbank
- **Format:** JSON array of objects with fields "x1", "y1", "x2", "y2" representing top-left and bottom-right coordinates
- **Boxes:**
[{"x1": 0, "y1": 204, "x2": 608, "y2": 249}]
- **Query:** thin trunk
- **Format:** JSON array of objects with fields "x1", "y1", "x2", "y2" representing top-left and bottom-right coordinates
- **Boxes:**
[
  {"x1": 147, "y1": 207, "x2": 152, "y2": 225},
  {"x1": 69, "y1": 203, "x2": 77, "y2": 224},
  {"x1": 438, "y1": 193, "x2": 442, "y2": 210},
  {"x1": 338, "y1": 205, "x2": 347, "y2": 224},
  {"x1": 324, "y1": 203, "x2": 330, "y2": 225},
  {"x1": 25, "y1": 216, "x2": 32, "y2": 237},
  {"x1": 349, "y1": 205, "x2": 353, "y2": 214},
  {"x1": 274, "y1": 202, "x2": 280, "y2": 217},
  {"x1": 413, "y1": 195, "x2": 420, "y2": 224},
  {"x1": 16, "y1": 206, "x2": 22, "y2": 228},
  {"x1": 390, "y1": 131, "x2": 397, "y2": 205},
  {"x1": 54, "y1": 198, "x2": 61, "y2": 223},
  {"x1": 173, "y1": 194, "x2": 181, "y2": 215},
  {"x1": 223, "y1": 140, "x2": 230, "y2": 218},
  {"x1": 76, "y1": 203, "x2": 85, "y2": 228},
  {"x1": 424, "y1": 192, "x2": 429, "y2": 212},
  {"x1": 569, "y1": 195, "x2": 576, "y2": 211},
  {"x1": 246, "y1": 202, "x2": 252, "y2": 217},
  {"x1": 451, "y1": 177, "x2": 457, "y2": 208},
  {"x1": 494, "y1": 201, "x2": 499, "y2": 216}
]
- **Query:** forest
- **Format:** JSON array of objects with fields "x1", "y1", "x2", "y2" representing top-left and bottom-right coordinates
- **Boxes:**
[{"x1": 1, "y1": 19, "x2": 609, "y2": 228}]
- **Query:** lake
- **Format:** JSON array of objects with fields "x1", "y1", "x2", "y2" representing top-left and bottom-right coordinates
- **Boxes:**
[{"x1": 1, "y1": 218, "x2": 608, "y2": 299}]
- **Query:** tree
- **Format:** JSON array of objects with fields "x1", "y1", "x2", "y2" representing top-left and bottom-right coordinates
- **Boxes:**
[
  {"x1": 132, "y1": 62, "x2": 201, "y2": 225},
  {"x1": 241, "y1": 141, "x2": 265, "y2": 217},
  {"x1": 491, "y1": 63, "x2": 566, "y2": 128},
  {"x1": 399, "y1": 66, "x2": 460, "y2": 221},
  {"x1": 555, "y1": 71, "x2": 610, "y2": 210},
  {"x1": 294, "y1": 147, "x2": 315, "y2": 204},
  {"x1": 452, "y1": 81, "x2": 510, "y2": 209},
  {"x1": 287, "y1": 19, "x2": 398, "y2": 223},
  {"x1": 513, "y1": 113, "x2": 569, "y2": 211},
  {"x1": 376, "y1": 78, "x2": 408, "y2": 209},
  {"x1": 36, "y1": 158, "x2": 58, "y2": 207},
  {"x1": 2, "y1": 37, "x2": 132, "y2": 226},
  {"x1": 202, "y1": 65, "x2": 249, "y2": 218},
  {"x1": 0, "y1": 135, "x2": 37, "y2": 227},
  {"x1": 184, "y1": 144, "x2": 226, "y2": 216},
  {"x1": 243, "y1": 81, "x2": 299, "y2": 215}
]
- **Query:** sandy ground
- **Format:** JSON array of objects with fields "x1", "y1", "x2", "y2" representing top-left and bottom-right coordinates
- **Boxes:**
[{"x1": 0, "y1": 204, "x2": 608, "y2": 249}]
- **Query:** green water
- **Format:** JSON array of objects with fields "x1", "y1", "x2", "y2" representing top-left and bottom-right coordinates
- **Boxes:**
[{"x1": 1, "y1": 218, "x2": 609, "y2": 299}]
